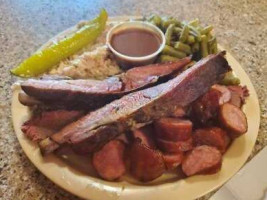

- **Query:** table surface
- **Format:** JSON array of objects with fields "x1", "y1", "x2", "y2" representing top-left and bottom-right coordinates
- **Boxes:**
[{"x1": 0, "y1": 0, "x2": 266, "y2": 199}]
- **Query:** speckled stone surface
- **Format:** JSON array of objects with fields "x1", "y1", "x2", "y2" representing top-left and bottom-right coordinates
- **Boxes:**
[{"x1": 0, "y1": 0, "x2": 266, "y2": 199}]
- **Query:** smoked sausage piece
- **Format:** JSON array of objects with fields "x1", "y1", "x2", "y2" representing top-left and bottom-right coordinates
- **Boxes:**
[
  {"x1": 193, "y1": 127, "x2": 230, "y2": 153},
  {"x1": 92, "y1": 140, "x2": 126, "y2": 181},
  {"x1": 182, "y1": 145, "x2": 222, "y2": 176},
  {"x1": 157, "y1": 138, "x2": 193, "y2": 153},
  {"x1": 129, "y1": 139, "x2": 165, "y2": 182},
  {"x1": 154, "y1": 118, "x2": 192, "y2": 141},
  {"x1": 219, "y1": 103, "x2": 248, "y2": 138},
  {"x1": 162, "y1": 152, "x2": 184, "y2": 170}
]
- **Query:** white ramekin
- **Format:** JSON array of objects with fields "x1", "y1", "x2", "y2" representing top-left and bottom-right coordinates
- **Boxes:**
[{"x1": 106, "y1": 21, "x2": 166, "y2": 69}]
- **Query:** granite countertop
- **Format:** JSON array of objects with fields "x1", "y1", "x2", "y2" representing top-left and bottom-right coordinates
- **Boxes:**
[{"x1": 0, "y1": 0, "x2": 266, "y2": 199}]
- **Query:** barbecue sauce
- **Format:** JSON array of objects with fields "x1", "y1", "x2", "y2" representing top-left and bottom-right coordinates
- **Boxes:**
[{"x1": 111, "y1": 28, "x2": 161, "y2": 57}]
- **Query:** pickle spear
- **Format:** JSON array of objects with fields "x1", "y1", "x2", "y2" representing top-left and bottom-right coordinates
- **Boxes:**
[{"x1": 11, "y1": 9, "x2": 108, "y2": 77}]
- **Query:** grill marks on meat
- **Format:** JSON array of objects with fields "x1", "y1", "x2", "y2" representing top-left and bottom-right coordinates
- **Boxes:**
[
  {"x1": 20, "y1": 58, "x2": 191, "y2": 110},
  {"x1": 39, "y1": 52, "x2": 230, "y2": 155},
  {"x1": 22, "y1": 110, "x2": 84, "y2": 141}
]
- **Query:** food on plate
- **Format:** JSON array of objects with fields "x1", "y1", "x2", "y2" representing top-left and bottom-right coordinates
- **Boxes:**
[
  {"x1": 219, "y1": 103, "x2": 248, "y2": 138},
  {"x1": 130, "y1": 126, "x2": 157, "y2": 149},
  {"x1": 106, "y1": 21, "x2": 166, "y2": 68},
  {"x1": 110, "y1": 28, "x2": 161, "y2": 57},
  {"x1": 182, "y1": 145, "x2": 222, "y2": 176},
  {"x1": 21, "y1": 110, "x2": 84, "y2": 141},
  {"x1": 162, "y1": 152, "x2": 184, "y2": 170},
  {"x1": 49, "y1": 46, "x2": 121, "y2": 79},
  {"x1": 38, "y1": 52, "x2": 230, "y2": 155},
  {"x1": 20, "y1": 58, "x2": 191, "y2": 110},
  {"x1": 220, "y1": 71, "x2": 241, "y2": 85},
  {"x1": 193, "y1": 127, "x2": 230, "y2": 153},
  {"x1": 157, "y1": 138, "x2": 193, "y2": 153},
  {"x1": 11, "y1": 9, "x2": 108, "y2": 77},
  {"x1": 147, "y1": 15, "x2": 218, "y2": 61},
  {"x1": 227, "y1": 85, "x2": 249, "y2": 108},
  {"x1": 129, "y1": 139, "x2": 165, "y2": 182},
  {"x1": 154, "y1": 118, "x2": 192, "y2": 141},
  {"x1": 12, "y1": 12, "x2": 251, "y2": 184},
  {"x1": 92, "y1": 140, "x2": 126, "y2": 181}
]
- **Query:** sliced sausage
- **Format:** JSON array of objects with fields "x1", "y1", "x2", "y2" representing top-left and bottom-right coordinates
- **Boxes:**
[
  {"x1": 193, "y1": 127, "x2": 231, "y2": 153},
  {"x1": 92, "y1": 140, "x2": 126, "y2": 181},
  {"x1": 162, "y1": 152, "x2": 184, "y2": 170},
  {"x1": 157, "y1": 138, "x2": 193, "y2": 153},
  {"x1": 182, "y1": 145, "x2": 222, "y2": 176},
  {"x1": 130, "y1": 126, "x2": 156, "y2": 148},
  {"x1": 130, "y1": 139, "x2": 165, "y2": 182},
  {"x1": 154, "y1": 118, "x2": 192, "y2": 141},
  {"x1": 219, "y1": 103, "x2": 248, "y2": 138}
]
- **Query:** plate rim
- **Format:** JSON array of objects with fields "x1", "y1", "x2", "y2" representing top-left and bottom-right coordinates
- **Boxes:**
[{"x1": 11, "y1": 16, "x2": 260, "y2": 200}]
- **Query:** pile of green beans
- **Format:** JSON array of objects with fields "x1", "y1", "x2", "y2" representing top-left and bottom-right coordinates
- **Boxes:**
[{"x1": 147, "y1": 15, "x2": 218, "y2": 63}]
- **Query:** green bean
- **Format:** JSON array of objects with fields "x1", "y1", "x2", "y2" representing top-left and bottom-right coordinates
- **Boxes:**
[
  {"x1": 208, "y1": 36, "x2": 215, "y2": 54},
  {"x1": 201, "y1": 25, "x2": 213, "y2": 35},
  {"x1": 162, "y1": 17, "x2": 182, "y2": 30},
  {"x1": 191, "y1": 42, "x2": 200, "y2": 52},
  {"x1": 186, "y1": 35, "x2": 195, "y2": 44},
  {"x1": 174, "y1": 42, "x2": 191, "y2": 54},
  {"x1": 213, "y1": 38, "x2": 218, "y2": 53},
  {"x1": 219, "y1": 71, "x2": 240, "y2": 85},
  {"x1": 162, "y1": 45, "x2": 187, "y2": 58},
  {"x1": 200, "y1": 35, "x2": 208, "y2": 57},
  {"x1": 188, "y1": 19, "x2": 199, "y2": 27},
  {"x1": 159, "y1": 55, "x2": 180, "y2": 63},
  {"x1": 179, "y1": 25, "x2": 189, "y2": 43},
  {"x1": 188, "y1": 26, "x2": 202, "y2": 42},
  {"x1": 174, "y1": 27, "x2": 182, "y2": 34},
  {"x1": 207, "y1": 33, "x2": 212, "y2": 41},
  {"x1": 152, "y1": 15, "x2": 162, "y2": 27},
  {"x1": 165, "y1": 24, "x2": 175, "y2": 45}
]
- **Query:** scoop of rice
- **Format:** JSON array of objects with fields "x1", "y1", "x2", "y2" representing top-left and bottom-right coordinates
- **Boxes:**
[{"x1": 49, "y1": 45, "x2": 122, "y2": 80}]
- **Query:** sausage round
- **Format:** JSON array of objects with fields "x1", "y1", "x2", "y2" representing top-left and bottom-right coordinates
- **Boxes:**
[
  {"x1": 219, "y1": 103, "x2": 248, "y2": 138},
  {"x1": 157, "y1": 137, "x2": 193, "y2": 153},
  {"x1": 154, "y1": 118, "x2": 192, "y2": 141},
  {"x1": 193, "y1": 127, "x2": 231, "y2": 153},
  {"x1": 130, "y1": 139, "x2": 165, "y2": 182},
  {"x1": 182, "y1": 145, "x2": 222, "y2": 176},
  {"x1": 92, "y1": 140, "x2": 126, "y2": 181},
  {"x1": 162, "y1": 152, "x2": 184, "y2": 170}
]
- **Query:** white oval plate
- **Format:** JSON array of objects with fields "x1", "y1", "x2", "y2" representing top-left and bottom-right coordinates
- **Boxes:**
[{"x1": 11, "y1": 17, "x2": 260, "y2": 200}]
